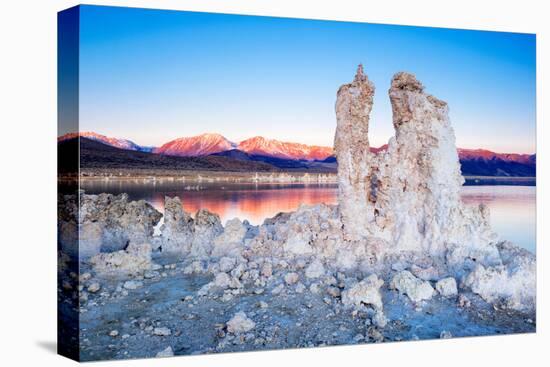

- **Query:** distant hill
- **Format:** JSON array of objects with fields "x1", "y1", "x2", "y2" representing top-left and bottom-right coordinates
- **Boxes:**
[
  {"x1": 458, "y1": 153, "x2": 536, "y2": 177},
  {"x1": 61, "y1": 138, "x2": 279, "y2": 172},
  {"x1": 211, "y1": 149, "x2": 336, "y2": 172}
]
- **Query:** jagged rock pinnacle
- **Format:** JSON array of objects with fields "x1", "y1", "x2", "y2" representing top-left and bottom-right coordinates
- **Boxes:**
[
  {"x1": 390, "y1": 72, "x2": 424, "y2": 92},
  {"x1": 334, "y1": 65, "x2": 375, "y2": 240},
  {"x1": 354, "y1": 64, "x2": 367, "y2": 82}
]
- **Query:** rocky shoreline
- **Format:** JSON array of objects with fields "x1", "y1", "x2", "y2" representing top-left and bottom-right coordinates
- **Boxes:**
[
  {"x1": 71, "y1": 251, "x2": 534, "y2": 361},
  {"x1": 58, "y1": 68, "x2": 536, "y2": 361}
]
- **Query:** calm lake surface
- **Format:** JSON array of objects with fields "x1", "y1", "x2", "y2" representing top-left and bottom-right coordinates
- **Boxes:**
[{"x1": 80, "y1": 180, "x2": 536, "y2": 254}]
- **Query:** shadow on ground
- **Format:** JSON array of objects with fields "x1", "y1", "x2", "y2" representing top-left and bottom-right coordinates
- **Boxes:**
[{"x1": 36, "y1": 340, "x2": 57, "y2": 354}]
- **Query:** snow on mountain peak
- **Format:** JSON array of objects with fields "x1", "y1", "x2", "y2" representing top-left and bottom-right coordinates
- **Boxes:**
[{"x1": 57, "y1": 131, "x2": 148, "y2": 152}]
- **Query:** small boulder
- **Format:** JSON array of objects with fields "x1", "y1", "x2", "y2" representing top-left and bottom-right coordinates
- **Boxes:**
[
  {"x1": 341, "y1": 274, "x2": 384, "y2": 310},
  {"x1": 214, "y1": 272, "x2": 232, "y2": 288},
  {"x1": 327, "y1": 286, "x2": 341, "y2": 298},
  {"x1": 87, "y1": 282, "x2": 101, "y2": 293},
  {"x1": 156, "y1": 346, "x2": 174, "y2": 357},
  {"x1": 435, "y1": 277, "x2": 458, "y2": 297},
  {"x1": 390, "y1": 270, "x2": 435, "y2": 303},
  {"x1": 440, "y1": 330, "x2": 453, "y2": 339},
  {"x1": 372, "y1": 311, "x2": 388, "y2": 328},
  {"x1": 271, "y1": 284, "x2": 284, "y2": 295},
  {"x1": 219, "y1": 257, "x2": 237, "y2": 272},
  {"x1": 123, "y1": 280, "x2": 143, "y2": 290},
  {"x1": 463, "y1": 244, "x2": 535, "y2": 312},
  {"x1": 226, "y1": 312, "x2": 255, "y2": 334},
  {"x1": 90, "y1": 243, "x2": 153, "y2": 275},
  {"x1": 284, "y1": 272, "x2": 299, "y2": 285},
  {"x1": 260, "y1": 262, "x2": 273, "y2": 278},
  {"x1": 305, "y1": 260, "x2": 325, "y2": 279},
  {"x1": 153, "y1": 327, "x2": 172, "y2": 336}
]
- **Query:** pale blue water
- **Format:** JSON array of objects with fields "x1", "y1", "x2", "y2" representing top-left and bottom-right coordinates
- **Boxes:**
[{"x1": 461, "y1": 185, "x2": 536, "y2": 253}]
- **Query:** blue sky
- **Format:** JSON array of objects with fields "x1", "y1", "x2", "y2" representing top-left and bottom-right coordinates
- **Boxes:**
[{"x1": 77, "y1": 5, "x2": 536, "y2": 153}]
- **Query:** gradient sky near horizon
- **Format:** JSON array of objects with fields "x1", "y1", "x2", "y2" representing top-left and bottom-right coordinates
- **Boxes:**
[{"x1": 76, "y1": 5, "x2": 536, "y2": 153}]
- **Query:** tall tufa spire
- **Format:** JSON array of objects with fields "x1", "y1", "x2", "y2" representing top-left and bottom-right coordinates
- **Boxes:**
[{"x1": 354, "y1": 64, "x2": 366, "y2": 82}]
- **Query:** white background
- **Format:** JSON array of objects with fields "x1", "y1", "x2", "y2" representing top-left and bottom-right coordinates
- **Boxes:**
[{"x1": 0, "y1": 0, "x2": 547, "y2": 365}]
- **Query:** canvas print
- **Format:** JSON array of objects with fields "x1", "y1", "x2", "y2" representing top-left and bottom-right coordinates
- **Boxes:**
[{"x1": 57, "y1": 5, "x2": 536, "y2": 362}]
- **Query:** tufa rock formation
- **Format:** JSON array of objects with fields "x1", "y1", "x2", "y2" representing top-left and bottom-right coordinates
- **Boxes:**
[
  {"x1": 335, "y1": 66, "x2": 498, "y2": 267},
  {"x1": 58, "y1": 192, "x2": 162, "y2": 258},
  {"x1": 334, "y1": 64, "x2": 376, "y2": 241}
]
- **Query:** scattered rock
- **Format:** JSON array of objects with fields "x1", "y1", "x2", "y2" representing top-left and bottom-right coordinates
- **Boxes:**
[
  {"x1": 435, "y1": 277, "x2": 458, "y2": 298},
  {"x1": 284, "y1": 272, "x2": 299, "y2": 285},
  {"x1": 123, "y1": 280, "x2": 143, "y2": 290},
  {"x1": 305, "y1": 260, "x2": 325, "y2": 279},
  {"x1": 309, "y1": 283, "x2": 321, "y2": 294},
  {"x1": 87, "y1": 282, "x2": 101, "y2": 293},
  {"x1": 260, "y1": 263, "x2": 273, "y2": 278},
  {"x1": 226, "y1": 312, "x2": 255, "y2": 334},
  {"x1": 219, "y1": 257, "x2": 237, "y2": 272},
  {"x1": 327, "y1": 286, "x2": 341, "y2": 298},
  {"x1": 213, "y1": 272, "x2": 232, "y2": 288},
  {"x1": 271, "y1": 284, "x2": 284, "y2": 295},
  {"x1": 258, "y1": 301, "x2": 268, "y2": 309},
  {"x1": 390, "y1": 271, "x2": 435, "y2": 303},
  {"x1": 410, "y1": 265, "x2": 440, "y2": 282},
  {"x1": 144, "y1": 270, "x2": 159, "y2": 279},
  {"x1": 372, "y1": 311, "x2": 388, "y2": 328},
  {"x1": 79, "y1": 272, "x2": 92, "y2": 282},
  {"x1": 156, "y1": 346, "x2": 174, "y2": 357},
  {"x1": 153, "y1": 327, "x2": 172, "y2": 336},
  {"x1": 463, "y1": 242, "x2": 536, "y2": 312},
  {"x1": 440, "y1": 330, "x2": 453, "y2": 339},
  {"x1": 90, "y1": 243, "x2": 153, "y2": 275},
  {"x1": 341, "y1": 274, "x2": 384, "y2": 310},
  {"x1": 457, "y1": 294, "x2": 471, "y2": 308}
]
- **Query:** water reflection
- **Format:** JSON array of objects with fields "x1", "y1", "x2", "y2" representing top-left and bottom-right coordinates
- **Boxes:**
[
  {"x1": 77, "y1": 180, "x2": 535, "y2": 253},
  {"x1": 461, "y1": 186, "x2": 536, "y2": 253}
]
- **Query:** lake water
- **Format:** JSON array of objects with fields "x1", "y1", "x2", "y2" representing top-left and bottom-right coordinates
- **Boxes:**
[{"x1": 79, "y1": 180, "x2": 536, "y2": 254}]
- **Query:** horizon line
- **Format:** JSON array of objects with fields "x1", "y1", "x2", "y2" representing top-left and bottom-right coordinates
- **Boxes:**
[{"x1": 58, "y1": 130, "x2": 536, "y2": 156}]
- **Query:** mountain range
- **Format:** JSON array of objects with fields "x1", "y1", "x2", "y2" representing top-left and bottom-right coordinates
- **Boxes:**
[
  {"x1": 58, "y1": 131, "x2": 155, "y2": 153},
  {"x1": 58, "y1": 132, "x2": 536, "y2": 177}
]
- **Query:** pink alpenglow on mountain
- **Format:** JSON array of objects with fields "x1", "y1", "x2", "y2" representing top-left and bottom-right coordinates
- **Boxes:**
[
  {"x1": 457, "y1": 148, "x2": 534, "y2": 164},
  {"x1": 57, "y1": 131, "x2": 147, "y2": 151},
  {"x1": 238, "y1": 136, "x2": 333, "y2": 161},
  {"x1": 154, "y1": 133, "x2": 236, "y2": 157}
]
